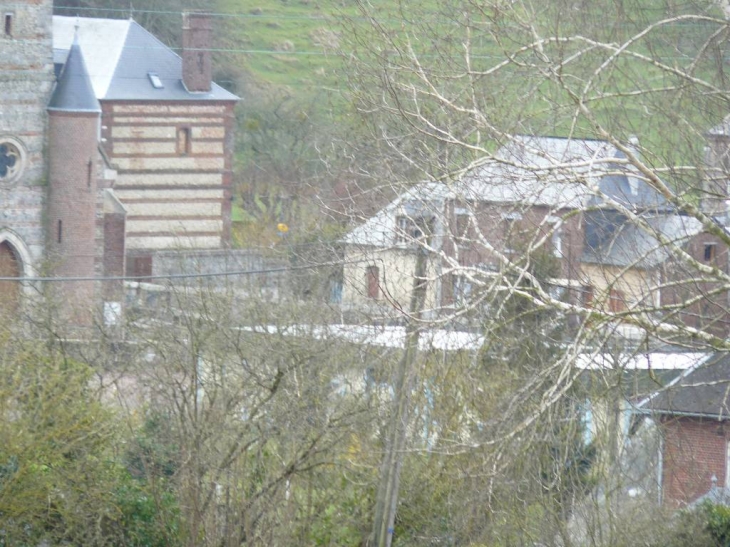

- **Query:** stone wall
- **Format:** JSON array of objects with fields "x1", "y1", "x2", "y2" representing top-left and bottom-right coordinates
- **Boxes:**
[{"x1": 0, "y1": 0, "x2": 54, "y2": 270}]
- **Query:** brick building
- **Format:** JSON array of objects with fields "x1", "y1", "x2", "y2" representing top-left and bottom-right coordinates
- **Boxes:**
[
  {"x1": 641, "y1": 354, "x2": 730, "y2": 508},
  {"x1": 342, "y1": 134, "x2": 730, "y2": 339},
  {"x1": 0, "y1": 0, "x2": 238, "y2": 323},
  {"x1": 342, "y1": 136, "x2": 703, "y2": 323}
]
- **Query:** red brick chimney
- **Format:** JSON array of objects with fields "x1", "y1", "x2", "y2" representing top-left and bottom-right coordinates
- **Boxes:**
[{"x1": 182, "y1": 11, "x2": 212, "y2": 93}]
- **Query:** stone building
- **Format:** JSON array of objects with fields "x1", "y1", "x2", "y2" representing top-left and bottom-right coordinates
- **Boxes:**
[{"x1": 0, "y1": 0, "x2": 238, "y2": 323}]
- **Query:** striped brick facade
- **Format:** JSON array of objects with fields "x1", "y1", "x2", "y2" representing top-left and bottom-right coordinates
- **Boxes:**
[{"x1": 101, "y1": 101, "x2": 236, "y2": 274}]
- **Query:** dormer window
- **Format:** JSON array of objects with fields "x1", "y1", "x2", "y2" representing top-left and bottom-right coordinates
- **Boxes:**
[
  {"x1": 395, "y1": 215, "x2": 434, "y2": 245},
  {"x1": 148, "y1": 72, "x2": 164, "y2": 89}
]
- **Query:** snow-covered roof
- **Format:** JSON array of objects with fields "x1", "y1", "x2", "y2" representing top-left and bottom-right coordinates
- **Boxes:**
[
  {"x1": 241, "y1": 324, "x2": 485, "y2": 352},
  {"x1": 575, "y1": 352, "x2": 709, "y2": 371}
]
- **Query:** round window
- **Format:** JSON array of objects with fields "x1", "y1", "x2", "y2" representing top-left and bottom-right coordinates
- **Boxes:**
[{"x1": 0, "y1": 138, "x2": 25, "y2": 185}]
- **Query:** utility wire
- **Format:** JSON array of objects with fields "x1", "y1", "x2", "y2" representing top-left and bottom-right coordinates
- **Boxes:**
[
  {"x1": 0, "y1": 257, "x2": 364, "y2": 283},
  {"x1": 48, "y1": 3, "x2": 730, "y2": 27}
]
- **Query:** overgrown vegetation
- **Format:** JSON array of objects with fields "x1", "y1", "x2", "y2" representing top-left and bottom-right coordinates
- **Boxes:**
[{"x1": 31, "y1": 0, "x2": 730, "y2": 544}]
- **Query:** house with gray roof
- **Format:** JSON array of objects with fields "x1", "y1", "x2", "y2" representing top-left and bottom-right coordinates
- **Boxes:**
[
  {"x1": 341, "y1": 135, "x2": 710, "y2": 328},
  {"x1": 637, "y1": 353, "x2": 730, "y2": 507}
]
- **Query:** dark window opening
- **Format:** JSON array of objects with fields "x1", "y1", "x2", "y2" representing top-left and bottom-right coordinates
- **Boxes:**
[
  {"x1": 502, "y1": 213, "x2": 522, "y2": 252},
  {"x1": 705, "y1": 243, "x2": 717, "y2": 262},
  {"x1": 177, "y1": 127, "x2": 191, "y2": 156},
  {"x1": 366, "y1": 266, "x2": 380, "y2": 299},
  {"x1": 395, "y1": 215, "x2": 434, "y2": 245},
  {"x1": 609, "y1": 289, "x2": 627, "y2": 313},
  {"x1": 453, "y1": 275, "x2": 473, "y2": 306},
  {"x1": 132, "y1": 256, "x2": 153, "y2": 278},
  {"x1": 583, "y1": 285, "x2": 594, "y2": 308},
  {"x1": 87, "y1": 159, "x2": 93, "y2": 187},
  {"x1": 4, "y1": 14, "x2": 12, "y2": 37},
  {"x1": 57, "y1": 220, "x2": 62, "y2": 244},
  {"x1": 455, "y1": 213, "x2": 469, "y2": 240}
]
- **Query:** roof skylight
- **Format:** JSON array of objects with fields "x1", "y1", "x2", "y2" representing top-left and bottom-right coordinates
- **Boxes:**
[{"x1": 148, "y1": 72, "x2": 164, "y2": 89}]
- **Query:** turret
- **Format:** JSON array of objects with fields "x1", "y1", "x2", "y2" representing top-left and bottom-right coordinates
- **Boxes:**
[{"x1": 46, "y1": 35, "x2": 101, "y2": 325}]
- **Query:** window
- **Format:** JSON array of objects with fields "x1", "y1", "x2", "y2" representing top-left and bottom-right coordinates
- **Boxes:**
[
  {"x1": 366, "y1": 266, "x2": 380, "y2": 299},
  {"x1": 176, "y1": 127, "x2": 191, "y2": 155},
  {"x1": 502, "y1": 212, "x2": 522, "y2": 252},
  {"x1": 453, "y1": 206, "x2": 470, "y2": 241},
  {"x1": 0, "y1": 140, "x2": 22, "y2": 183},
  {"x1": 455, "y1": 213, "x2": 470, "y2": 240},
  {"x1": 395, "y1": 215, "x2": 434, "y2": 245},
  {"x1": 453, "y1": 275, "x2": 473, "y2": 306},
  {"x1": 609, "y1": 289, "x2": 627, "y2": 313},
  {"x1": 547, "y1": 217, "x2": 563, "y2": 257},
  {"x1": 4, "y1": 14, "x2": 12, "y2": 37},
  {"x1": 132, "y1": 256, "x2": 153, "y2": 278},
  {"x1": 395, "y1": 216, "x2": 410, "y2": 244},
  {"x1": 582, "y1": 285, "x2": 594, "y2": 308},
  {"x1": 57, "y1": 220, "x2": 62, "y2": 244},
  {"x1": 705, "y1": 243, "x2": 717, "y2": 262},
  {"x1": 547, "y1": 282, "x2": 567, "y2": 301}
]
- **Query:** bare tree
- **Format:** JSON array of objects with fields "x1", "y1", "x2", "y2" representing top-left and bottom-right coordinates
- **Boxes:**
[{"x1": 335, "y1": 0, "x2": 730, "y2": 544}]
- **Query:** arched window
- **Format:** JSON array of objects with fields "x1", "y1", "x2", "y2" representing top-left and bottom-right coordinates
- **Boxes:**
[{"x1": 0, "y1": 240, "x2": 21, "y2": 313}]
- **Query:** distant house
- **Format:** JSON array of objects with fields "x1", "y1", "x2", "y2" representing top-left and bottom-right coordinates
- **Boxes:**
[
  {"x1": 639, "y1": 354, "x2": 730, "y2": 508},
  {"x1": 342, "y1": 135, "x2": 704, "y2": 326}
]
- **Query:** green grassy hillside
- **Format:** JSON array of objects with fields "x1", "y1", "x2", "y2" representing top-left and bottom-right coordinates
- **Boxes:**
[{"x1": 214, "y1": 0, "x2": 357, "y2": 93}]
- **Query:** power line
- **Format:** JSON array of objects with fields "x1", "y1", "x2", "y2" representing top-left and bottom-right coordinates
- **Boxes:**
[
  {"x1": 0, "y1": 257, "x2": 360, "y2": 283},
  {"x1": 48, "y1": 3, "x2": 730, "y2": 28}
]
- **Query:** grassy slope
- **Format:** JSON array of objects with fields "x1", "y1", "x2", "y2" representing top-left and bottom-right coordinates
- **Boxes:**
[
  {"x1": 215, "y1": 0, "x2": 355, "y2": 91},
  {"x1": 219, "y1": 0, "x2": 728, "y2": 242}
]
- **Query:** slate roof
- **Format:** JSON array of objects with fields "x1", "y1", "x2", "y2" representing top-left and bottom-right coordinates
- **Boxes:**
[
  {"x1": 48, "y1": 37, "x2": 101, "y2": 113},
  {"x1": 52, "y1": 16, "x2": 238, "y2": 102},
  {"x1": 639, "y1": 353, "x2": 730, "y2": 419},
  {"x1": 582, "y1": 214, "x2": 703, "y2": 268},
  {"x1": 589, "y1": 148, "x2": 668, "y2": 210},
  {"x1": 344, "y1": 183, "x2": 449, "y2": 247},
  {"x1": 344, "y1": 136, "x2": 675, "y2": 252}
]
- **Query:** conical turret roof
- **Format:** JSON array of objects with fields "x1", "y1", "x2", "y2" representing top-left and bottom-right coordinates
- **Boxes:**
[{"x1": 48, "y1": 35, "x2": 101, "y2": 113}]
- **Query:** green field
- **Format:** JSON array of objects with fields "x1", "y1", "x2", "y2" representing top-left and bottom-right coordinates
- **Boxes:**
[{"x1": 214, "y1": 0, "x2": 356, "y2": 92}]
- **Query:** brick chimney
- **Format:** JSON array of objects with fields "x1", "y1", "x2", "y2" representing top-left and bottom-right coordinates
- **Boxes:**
[{"x1": 182, "y1": 11, "x2": 212, "y2": 93}]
